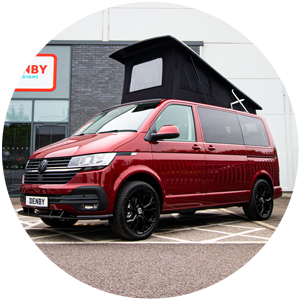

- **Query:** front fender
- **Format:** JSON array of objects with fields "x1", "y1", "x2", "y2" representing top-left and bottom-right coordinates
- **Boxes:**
[{"x1": 112, "y1": 164, "x2": 165, "y2": 204}]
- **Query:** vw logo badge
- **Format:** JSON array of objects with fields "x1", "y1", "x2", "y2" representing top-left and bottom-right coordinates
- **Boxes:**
[{"x1": 38, "y1": 159, "x2": 48, "y2": 173}]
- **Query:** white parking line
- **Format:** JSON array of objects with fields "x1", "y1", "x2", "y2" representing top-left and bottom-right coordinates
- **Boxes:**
[
  {"x1": 199, "y1": 228, "x2": 265, "y2": 244},
  {"x1": 45, "y1": 227, "x2": 97, "y2": 243},
  {"x1": 17, "y1": 209, "x2": 273, "y2": 245},
  {"x1": 151, "y1": 234, "x2": 194, "y2": 243},
  {"x1": 220, "y1": 208, "x2": 277, "y2": 231}
]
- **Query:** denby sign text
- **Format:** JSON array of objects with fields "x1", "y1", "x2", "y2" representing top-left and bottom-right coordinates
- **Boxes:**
[{"x1": 15, "y1": 54, "x2": 57, "y2": 92}]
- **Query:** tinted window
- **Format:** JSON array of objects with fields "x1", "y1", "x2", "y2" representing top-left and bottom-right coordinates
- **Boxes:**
[
  {"x1": 198, "y1": 107, "x2": 244, "y2": 145},
  {"x1": 130, "y1": 58, "x2": 163, "y2": 92},
  {"x1": 238, "y1": 114, "x2": 269, "y2": 147},
  {"x1": 155, "y1": 105, "x2": 196, "y2": 142}
]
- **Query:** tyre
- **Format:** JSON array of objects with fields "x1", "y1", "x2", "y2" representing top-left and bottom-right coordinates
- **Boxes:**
[
  {"x1": 41, "y1": 217, "x2": 78, "y2": 228},
  {"x1": 109, "y1": 181, "x2": 160, "y2": 240},
  {"x1": 243, "y1": 179, "x2": 273, "y2": 220}
]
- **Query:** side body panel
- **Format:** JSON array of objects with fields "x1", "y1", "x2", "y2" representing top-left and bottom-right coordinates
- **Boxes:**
[{"x1": 148, "y1": 103, "x2": 206, "y2": 211}]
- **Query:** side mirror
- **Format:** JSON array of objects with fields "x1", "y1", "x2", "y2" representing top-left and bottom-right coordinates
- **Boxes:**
[{"x1": 151, "y1": 125, "x2": 180, "y2": 140}]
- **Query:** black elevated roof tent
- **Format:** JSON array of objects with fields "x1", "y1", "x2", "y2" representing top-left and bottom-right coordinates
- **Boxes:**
[{"x1": 110, "y1": 35, "x2": 262, "y2": 114}]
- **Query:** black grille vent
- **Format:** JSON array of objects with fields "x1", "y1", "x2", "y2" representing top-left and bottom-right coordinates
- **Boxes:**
[
  {"x1": 24, "y1": 157, "x2": 78, "y2": 184},
  {"x1": 24, "y1": 171, "x2": 79, "y2": 184}
]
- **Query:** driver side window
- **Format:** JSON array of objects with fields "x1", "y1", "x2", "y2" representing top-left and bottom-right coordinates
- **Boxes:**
[{"x1": 155, "y1": 105, "x2": 196, "y2": 142}]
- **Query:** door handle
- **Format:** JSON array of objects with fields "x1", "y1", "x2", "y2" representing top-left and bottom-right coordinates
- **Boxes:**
[
  {"x1": 192, "y1": 144, "x2": 201, "y2": 150},
  {"x1": 208, "y1": 145, "x2": 216, "y2": 151}
]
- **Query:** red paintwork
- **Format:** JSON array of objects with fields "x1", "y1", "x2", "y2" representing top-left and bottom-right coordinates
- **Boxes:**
[
  {"x1": 20, "y1": 99, "x2": 282, "y2": 216},
  {"x1": 156, "y1": 125, "x2": 180, "y2": 135},
  {"x1": 31, "y1": 132, "x2": 138, "y2": 159}
]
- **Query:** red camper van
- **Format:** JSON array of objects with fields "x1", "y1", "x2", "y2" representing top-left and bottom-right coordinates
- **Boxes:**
[{"x1": 19, "y1": 36, "x2": 282, "y2": 240}]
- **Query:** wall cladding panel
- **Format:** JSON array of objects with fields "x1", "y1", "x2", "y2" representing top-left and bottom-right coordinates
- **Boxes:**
[{"x1": 109, "y1": 8, "x2": 250, "y2": 43}]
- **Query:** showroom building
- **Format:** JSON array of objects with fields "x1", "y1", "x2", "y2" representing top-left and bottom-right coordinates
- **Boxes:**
[{"x1": 3, "y1": 3, "x2": 297, "y2": 195}]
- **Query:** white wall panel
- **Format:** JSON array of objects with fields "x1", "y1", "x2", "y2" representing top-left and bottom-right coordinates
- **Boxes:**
[
  {"x1": 290, "y1": 79, "x2": 299, "y2": 114},
  {"x1": 291, "y1": 115, "x2": 299, "y2": 152},
  {"x1": 2, "y1": 6, "x2": 102, "y2": 40},
  {"x1": 293, "y1": 151, "x2": 299, "y2": 190},
  {"x1": 229, "y1": 79, "x2": 284, "y2": 114},
  {"x1": 108, "y1": 8, "x2": 250, "y2": 43},
  {"x1": 277, "y1": 151, "x2": 288, "y2": 189},
  {"x1": 262, "y1": 115, "x2": 286, "y2": 152},
  {"x1": 202, "y1": 44, "x2": 279, "y2": 79}
]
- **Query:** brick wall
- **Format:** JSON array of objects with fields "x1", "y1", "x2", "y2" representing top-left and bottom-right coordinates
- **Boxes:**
[
  {"x1": 70, "y1": 44, "x2": 200, "y2": 134},
  {"x1": 70, "y1": 44, "x2": 126, "y2": 134}
]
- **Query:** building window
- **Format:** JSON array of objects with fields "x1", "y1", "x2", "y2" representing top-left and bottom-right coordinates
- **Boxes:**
[
  {"x1": 34, "y1": 100, "x2": 69, "y2": 122},
  {"x1": 5, "y1": 100, "x2": 32, "y2": 122},
  {"x1": 3, "y1": 123, "x2": 31, "y2": 195},
  {"x1": 3, "y1": 99, "x2": 69, "y2": 195}
]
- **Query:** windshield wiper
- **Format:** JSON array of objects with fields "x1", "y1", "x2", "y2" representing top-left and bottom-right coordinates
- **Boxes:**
[{"x1": 98, "y1": 129, "x2": 137, "y2": 134}]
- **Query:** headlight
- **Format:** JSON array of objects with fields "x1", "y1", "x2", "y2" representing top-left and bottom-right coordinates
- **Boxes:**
[{"x1": 68, "y1": 153, "x2": 116, "y2": 168}]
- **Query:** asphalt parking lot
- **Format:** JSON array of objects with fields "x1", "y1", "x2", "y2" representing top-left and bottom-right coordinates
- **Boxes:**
[{"x1": 12, "y1": 194, "x2": 291, "y2": 298}]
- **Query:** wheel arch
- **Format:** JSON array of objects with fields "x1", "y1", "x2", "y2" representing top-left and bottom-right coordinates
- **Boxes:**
[
  {"x1": 113, "y1": 169, "x2": 165, "y2": 211},
  {"x1": 250, "y1": 172, "x2": 274, "y2": 195}
]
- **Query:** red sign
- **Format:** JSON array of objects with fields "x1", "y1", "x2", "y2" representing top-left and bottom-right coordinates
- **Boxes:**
[{"x1": 15, "y1": 54, "x2": 57, "y2": 92}]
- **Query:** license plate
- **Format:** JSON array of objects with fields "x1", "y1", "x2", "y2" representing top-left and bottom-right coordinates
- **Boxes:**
[{"x1": 26, "y1": 196, "x2": 48, "y2": 207}]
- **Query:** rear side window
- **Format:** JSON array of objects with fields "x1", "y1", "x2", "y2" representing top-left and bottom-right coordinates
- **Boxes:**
[
  {"x1": 237, "y1": 114, "x2": 269, "y2": 147},
  {"x1": 198, "y1": 107, "x2": 244, "y2": 145}
]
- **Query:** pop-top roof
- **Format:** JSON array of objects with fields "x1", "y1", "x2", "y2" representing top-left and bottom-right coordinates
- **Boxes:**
[{"x1": 110, "y1": 35, "x2": 262, "y2": 114}]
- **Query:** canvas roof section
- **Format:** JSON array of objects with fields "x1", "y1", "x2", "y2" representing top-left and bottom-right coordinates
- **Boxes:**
[{"x1": 110, "y1": 35, "x2": 262, "y2": 114}]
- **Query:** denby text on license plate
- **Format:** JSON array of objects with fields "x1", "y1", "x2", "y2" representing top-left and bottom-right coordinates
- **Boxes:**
[{"x1": 26, "y1": 196, "x2": 48, "y2": 207}]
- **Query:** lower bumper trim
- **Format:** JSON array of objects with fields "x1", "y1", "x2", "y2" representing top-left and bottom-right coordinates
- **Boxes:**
[{"x1": 18, "y1": 208, "x2": 113, "y2": 220}]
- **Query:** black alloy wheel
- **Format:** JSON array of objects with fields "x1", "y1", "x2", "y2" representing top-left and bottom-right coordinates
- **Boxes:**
[
  {"x1": 41, "y1": 217, "x2": 78, "y2": 228},
  {"x1": 243, "y1": 179, "x2": 273, "y2": 220},
  {"x1": 109, "y1": 181, "x2": 160, "y2": 240}
]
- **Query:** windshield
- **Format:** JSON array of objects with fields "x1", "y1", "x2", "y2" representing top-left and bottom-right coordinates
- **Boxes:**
[{"x1": 73, "y1": 102, "x2": 160, "y2": 136}]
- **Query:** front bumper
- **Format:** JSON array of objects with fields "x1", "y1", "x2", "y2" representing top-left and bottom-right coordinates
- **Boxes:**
[{"x1": 19, "y1": 186, "x2": 113, "y2": 220}]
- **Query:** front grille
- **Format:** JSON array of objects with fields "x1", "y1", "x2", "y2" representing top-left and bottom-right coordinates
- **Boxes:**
[
  {"x1": 24, "y1": 157, "x2": 79, "y2": 184},
  {"x1": 26, "y1": 157, "x2": 71, "y2": 170}
]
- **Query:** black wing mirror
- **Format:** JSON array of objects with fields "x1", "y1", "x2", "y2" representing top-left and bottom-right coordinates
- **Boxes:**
[{"x1": 151, "y1": 125, "x2": 180, "y2": 140}]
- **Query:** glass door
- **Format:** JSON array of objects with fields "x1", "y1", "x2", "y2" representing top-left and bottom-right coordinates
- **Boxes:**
[
  {"x1": 34, "y1": 124, "x2": 67, "y2": 151},
  {"x1": 2, "y1": 123, "x2": 31, "y2": 195}
]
